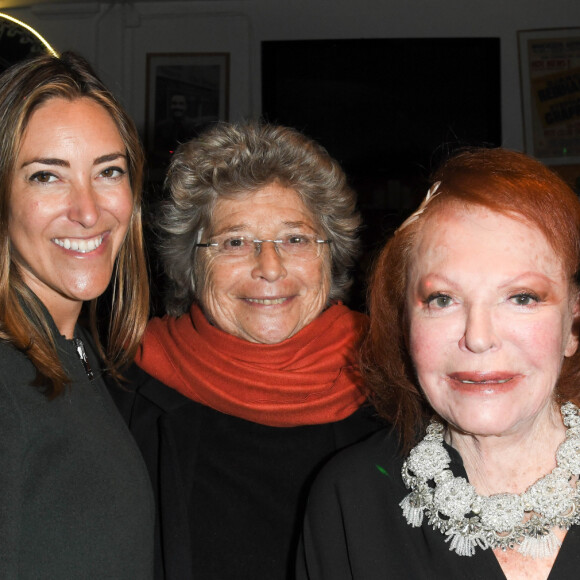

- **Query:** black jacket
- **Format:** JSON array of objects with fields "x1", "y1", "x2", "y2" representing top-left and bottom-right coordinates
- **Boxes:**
[
  {"x1": 0, "y1": 326, "x2": 154, "y2": 578},
  {"x1": 110, "y1": 364, "x2": 383, "y2": 580}
]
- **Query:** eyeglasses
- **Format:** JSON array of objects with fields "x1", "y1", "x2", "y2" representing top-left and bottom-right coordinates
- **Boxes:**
[{"x1": 196, "y1": 233, "x2": 331, "y2": 261}]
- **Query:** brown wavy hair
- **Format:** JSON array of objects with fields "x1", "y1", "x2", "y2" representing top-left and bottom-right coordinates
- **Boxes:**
[
  {"x1": 361, "y1": 147, "x2": 580, "y2": 451},
  {"x1": 0, "y1": 51, "x2": 149, "y2": 396}
]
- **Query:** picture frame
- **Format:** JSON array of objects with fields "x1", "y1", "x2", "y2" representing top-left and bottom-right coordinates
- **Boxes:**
[
  {"x1": 145, "y1": 52, "x2": 230, "y2": 167},
  {"x1": 518, "y1": 28, "x2": 580, "y2": 165}
]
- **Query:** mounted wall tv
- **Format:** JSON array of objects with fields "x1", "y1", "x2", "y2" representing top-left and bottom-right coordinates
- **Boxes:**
[{"x1": 261, "y1": 37, "x2": 501, "y2": 217}]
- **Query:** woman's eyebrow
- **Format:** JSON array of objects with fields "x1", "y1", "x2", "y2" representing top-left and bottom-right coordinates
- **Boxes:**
[
  {"x1": 20, "y1": 157, "x2": 69, "y2": 169},
  {"x1": 212, "y1": 224, "x2": 251, "y2": 236},
  {"x1": 19, "y1": 152, "x2": 127, "y2": 170},
  {"x1": 281, "y1": 220, "x2": 314, "y2": 229},
  {"x1": 94, "y1": 152, "x2": 127, "y2": 165}
]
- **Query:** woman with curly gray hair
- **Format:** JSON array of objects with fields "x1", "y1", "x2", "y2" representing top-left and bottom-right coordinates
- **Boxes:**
[{"x1": 111, "y1": 122, "x2": 381, "y2": 579}]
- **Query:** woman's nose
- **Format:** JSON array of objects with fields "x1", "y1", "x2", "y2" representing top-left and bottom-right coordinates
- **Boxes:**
[
  {"x1": 68, "y1": 182, "x2": 100, "y2": 228},
  {"x1": 251, "y1": 241, "x2": 287, "y2": 282},
  {"x1": 459, "y1": 305, "x2": 500, "y2": 353}
]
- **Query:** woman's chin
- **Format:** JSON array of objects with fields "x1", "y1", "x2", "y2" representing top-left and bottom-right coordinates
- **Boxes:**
[
  {"x1": 234, "y1": 326, "x2": 300, "y2": 344},
  {"x1": 444, "y1": 403, "x2": 554, "y2": 441}
]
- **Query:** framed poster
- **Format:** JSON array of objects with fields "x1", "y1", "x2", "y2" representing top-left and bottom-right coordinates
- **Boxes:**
[
  {"x1": 518, "y1": 28, "x2": 580, "y2": 165},
  {"x1": 145, "y1": 52, "x2": 230, "y2": 167}
]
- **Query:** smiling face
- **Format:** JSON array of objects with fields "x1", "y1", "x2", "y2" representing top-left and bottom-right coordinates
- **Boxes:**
[
  {"x1": 198, "y1": 183, "x2": 332, "y2": 344},
  {"x1": 406, "y1": 206, "x2": 579, "y2": 439},
  {"x1": 9, "y1": 97, "x2": 133, "y2": 336}
]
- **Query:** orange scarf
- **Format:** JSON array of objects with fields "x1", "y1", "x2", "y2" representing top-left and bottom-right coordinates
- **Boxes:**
[{"x1": 135, "y1": 303, "x2": 368, "y2": 427}]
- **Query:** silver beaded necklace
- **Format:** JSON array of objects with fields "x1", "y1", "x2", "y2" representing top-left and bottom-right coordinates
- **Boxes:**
[{"x1": 399, "y1": 401, "x2": 580, "y2": 559}]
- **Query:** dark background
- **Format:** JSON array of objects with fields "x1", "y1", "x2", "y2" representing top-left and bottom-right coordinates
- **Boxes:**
[{"x1": 261, "y1": 38, "x2": 502, "y2": 307}]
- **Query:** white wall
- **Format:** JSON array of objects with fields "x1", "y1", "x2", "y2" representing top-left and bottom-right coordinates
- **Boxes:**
[{"x1": 6, "y1": 0, "x2": 578, "y2": 150}]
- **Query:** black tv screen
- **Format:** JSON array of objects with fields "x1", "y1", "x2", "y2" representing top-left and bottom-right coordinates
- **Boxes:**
[{"x1": 262, "y1": 38, "x2": 501, "y2": 182}]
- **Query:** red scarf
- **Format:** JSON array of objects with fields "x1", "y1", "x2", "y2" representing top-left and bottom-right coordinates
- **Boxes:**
[{"x1": 135, "y1": 303, "x2": 368, "y2": 427}]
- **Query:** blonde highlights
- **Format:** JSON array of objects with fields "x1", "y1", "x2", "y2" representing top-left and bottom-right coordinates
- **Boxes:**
[{"x1": 0, "y1": 51, "x2": 148, "y2": 395}]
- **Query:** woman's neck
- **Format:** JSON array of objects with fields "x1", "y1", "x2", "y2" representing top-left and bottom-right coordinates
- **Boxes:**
[
  {"x1": 446, "y1": 402, "x2": 566, "y2": 496},
  {"x1": 45, "y1": 300, "x2": 83, "y2": 339}
]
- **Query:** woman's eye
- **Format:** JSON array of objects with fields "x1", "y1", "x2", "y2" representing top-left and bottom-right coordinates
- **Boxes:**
[
  {"x1": 510, "y1": 293, "x2": 538, "y2": 306},
  {"x1": 427, "y1": 294, "x2": 453, "y2": 308},
  {"x1": 223, "y1": 237, "x2": 247, "y2": 249},
  {"x1": 100, "y1": 166, "x2": 126, "y2": 179},
  {"x1": 286, "y1": 235, "x2": 310, "y2": 245},
  {"x1": 30, "y1": 171, "x2": 57, "y2": 184}
]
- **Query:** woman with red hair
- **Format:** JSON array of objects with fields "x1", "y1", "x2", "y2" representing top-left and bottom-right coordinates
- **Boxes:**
[{"x1": 298, "y1": 148, "x2": 580, "y2": 579}]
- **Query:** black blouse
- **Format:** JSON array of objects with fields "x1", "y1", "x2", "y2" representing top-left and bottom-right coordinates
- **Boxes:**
[{"x1": 297, "y1": 429, "x2": 580, "y2": 580}]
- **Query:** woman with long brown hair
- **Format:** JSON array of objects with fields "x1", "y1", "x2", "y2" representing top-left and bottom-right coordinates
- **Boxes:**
[{"x1": 0, "y1": 52, "x2": 153, "y2": 577}]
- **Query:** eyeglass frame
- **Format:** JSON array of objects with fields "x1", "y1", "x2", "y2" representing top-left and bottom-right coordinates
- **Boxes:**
[{"x1": 195, "y1": 235, "x2": 331, "y2": 261}]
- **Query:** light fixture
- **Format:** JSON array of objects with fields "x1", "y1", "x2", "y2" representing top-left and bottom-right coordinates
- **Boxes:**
[{"x1": 0, "y1": 12, "x2": 57, "y2": 56}]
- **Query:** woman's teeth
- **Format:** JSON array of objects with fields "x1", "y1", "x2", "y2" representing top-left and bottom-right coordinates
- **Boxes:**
[
  {"x1": 247, "y1": 298, "x2": 287, "y2": 305},
  {"x1": 53, "y1": 235, "x2": 103, "y2": 253},
  {"x1": 460, "y1": 378, "x2": 511, "y2": 384}
]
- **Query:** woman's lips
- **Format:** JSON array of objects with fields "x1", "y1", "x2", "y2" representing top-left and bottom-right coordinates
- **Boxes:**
[{"x1": 447, "y1": 372, "x2": 521, "y2": 393}]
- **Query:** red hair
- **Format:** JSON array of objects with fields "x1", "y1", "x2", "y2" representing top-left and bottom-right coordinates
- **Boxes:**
[{"x1": 362, "y1": 148, "x2": 580, "y2": 451}]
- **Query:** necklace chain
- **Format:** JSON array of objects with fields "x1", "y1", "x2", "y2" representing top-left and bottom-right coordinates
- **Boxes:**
[{"x1": 399, "y1": 402, "x2": 580, "y2": 558}]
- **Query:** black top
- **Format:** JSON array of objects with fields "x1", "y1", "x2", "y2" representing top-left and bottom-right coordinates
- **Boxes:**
[
  {"x1": 0, "y1": 324, "x2": 154, "y2": 578},
  {"x1": 297, "y1": 428, "x2": 580, "y2": 579},
  {"x1": 109, "y1": 364, "x2": 383, "y2": 580}
]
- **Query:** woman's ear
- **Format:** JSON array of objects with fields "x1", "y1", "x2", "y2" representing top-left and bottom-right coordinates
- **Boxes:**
[{"x1": 565, "y1": 293, "x2": 580, "y2": 357}]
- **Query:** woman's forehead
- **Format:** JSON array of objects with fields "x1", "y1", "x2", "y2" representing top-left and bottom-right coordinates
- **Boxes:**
[
  {"x1": 407, "y1": 205, "x2": 566, "y2": 285},
  {"x1": 210, "y1": 185, "x2": 316, "y2": 230}
]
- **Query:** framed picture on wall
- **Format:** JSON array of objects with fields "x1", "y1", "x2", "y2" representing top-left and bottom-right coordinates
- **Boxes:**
[
  {"x1": 518, "y1": 28, "x2": 580, "y2": 165},
  {"x1": 145, "y1": 52, "x2": 230, "y2": 169}
]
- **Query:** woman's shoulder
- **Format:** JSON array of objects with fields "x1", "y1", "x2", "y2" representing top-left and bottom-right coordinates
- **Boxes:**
[
  {"x1": 0, "y1": 340, "x2": 35, "y2": 386},
  {"x1": 303, "y1": 426, "x2": 409, "y2": 557},
  {"x1": 108, "y1": 363, "x2": 195, "y2": 419},
  {"x1": 328, "y1": 426, "x2": 401, "y2": 461},
  {"x1": 0, "y1": 338, "x2": 26, "y2": 362},
  {"x1": 312, "y1": 427, "x2": 404, "y2": 492}
]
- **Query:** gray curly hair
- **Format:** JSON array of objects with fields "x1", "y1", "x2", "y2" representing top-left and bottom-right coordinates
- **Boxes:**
[{"x1": 158, "y1": 121, "x2": 361, "y2": 316}]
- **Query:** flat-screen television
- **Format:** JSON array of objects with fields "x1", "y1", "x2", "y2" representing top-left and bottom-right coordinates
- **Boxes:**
[{"x1": 261, "y1": 38, "x2": 501, "y2": 306}]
